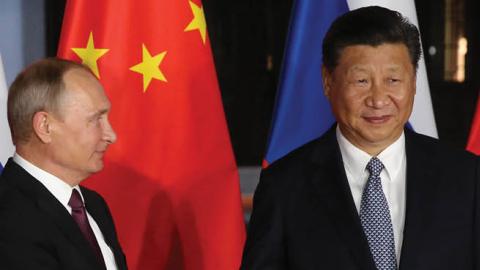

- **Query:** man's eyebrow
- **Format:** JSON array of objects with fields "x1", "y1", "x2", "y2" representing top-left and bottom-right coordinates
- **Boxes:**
[
  {"x1": 98, "y1": 108, "x2": 109, "y2": 115},
  {"x1": 349, "y1": 65, "x2": 369, "y2": 72},
  {"x1": 88, "y1": 108, "x2": 109, "y2": 119},
  {"x1": 385, "y1": 65, "x2": 402, "y2": 72}
]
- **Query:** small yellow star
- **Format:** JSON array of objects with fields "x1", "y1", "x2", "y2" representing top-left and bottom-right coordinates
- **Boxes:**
[
  {"x1": 71, "y1": 32, "x2": 109, "y2": 78},
  {"x1": 184, "y1": 1, "x2": 207, "y2": 44},
  {"x1": 129, "y1": 44, "x2": 167, "y2": 92}
]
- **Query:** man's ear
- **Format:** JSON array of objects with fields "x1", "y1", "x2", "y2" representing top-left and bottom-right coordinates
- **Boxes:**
[
  {"x1": 32, "y1": 111, "x2": 53, "y2": 144},
  {"x1": 322, "y1": 65, "x2": 332, "y2": 99}
]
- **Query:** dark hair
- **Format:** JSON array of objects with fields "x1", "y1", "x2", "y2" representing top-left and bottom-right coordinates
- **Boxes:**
[
  {"x1": 7, "y1": 58, "x2": 91, "y2": 144},
  {"x1": 322, "y1": 6, "x2": 421, "y2": 72}
]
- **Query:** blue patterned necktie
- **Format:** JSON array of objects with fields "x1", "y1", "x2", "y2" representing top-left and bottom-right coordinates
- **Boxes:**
[{"x1": 360, "y1": 157, "x2": 397, "y2": 270}]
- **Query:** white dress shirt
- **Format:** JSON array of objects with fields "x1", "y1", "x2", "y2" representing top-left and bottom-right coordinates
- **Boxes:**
[
  {"x1": 336, "y1": 127, "x2": 406, "y2": 261},
  {"x1": 13, "y1": 153, "x2": 118, "y2": 270}
]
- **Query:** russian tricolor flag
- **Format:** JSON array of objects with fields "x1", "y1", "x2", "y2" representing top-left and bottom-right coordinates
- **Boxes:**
[
  {"x1": 264, "y1": 0, "x2": 437, "y2": 167},
  {"x1": 0, "y1": 53, "x2": 14, "y2": 172}
]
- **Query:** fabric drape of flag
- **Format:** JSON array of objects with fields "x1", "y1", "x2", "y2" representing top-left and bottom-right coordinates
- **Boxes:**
[
  {"x1": 0, "y1": 53, "x2": 15, "y2": 172},
  {"x1": 264, "y1": 0, "x2": 437, "y2": 167},
  {"x1": 57, "y1": 1, "x2": 245, "y2": 269},
  {"x1": 466, "y1": 95, "x2": 480, "y2": 154}
]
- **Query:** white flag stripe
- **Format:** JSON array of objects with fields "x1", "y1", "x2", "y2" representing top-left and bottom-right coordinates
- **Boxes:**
[
  {"x1": 0, "y1": 53, "x2": 15, "y2": 165},
  {"x1": 347, "y1": 0, "x2": 438, "y2": 138}
]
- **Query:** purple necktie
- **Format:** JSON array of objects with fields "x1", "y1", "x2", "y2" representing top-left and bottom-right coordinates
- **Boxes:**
[{"x1": 69, "y1": 189, "x2": 106, "y2": 269}]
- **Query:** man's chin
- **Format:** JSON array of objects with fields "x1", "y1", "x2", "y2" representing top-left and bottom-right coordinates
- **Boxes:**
[
  {"x1": 89, "y1": 161, "x2": 104, "y2": 174},
  {"x1": 362, "y1": 129, "x2": 403, "y2": 146}
]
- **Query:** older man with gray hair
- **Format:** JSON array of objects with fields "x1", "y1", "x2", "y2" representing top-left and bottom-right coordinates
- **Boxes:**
[{"x1": 0, "y1": 58, "x2": 127, "y2": 270}]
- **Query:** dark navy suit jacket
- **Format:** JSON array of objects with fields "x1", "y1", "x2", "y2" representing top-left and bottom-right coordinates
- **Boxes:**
[{"x1": 241, "y1": 127, "x2": 480, "y2": 270}]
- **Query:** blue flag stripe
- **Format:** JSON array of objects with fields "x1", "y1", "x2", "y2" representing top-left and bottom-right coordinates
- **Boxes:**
[{"x1": 265, "y1": 0, "x2": 348, "y2": 165}]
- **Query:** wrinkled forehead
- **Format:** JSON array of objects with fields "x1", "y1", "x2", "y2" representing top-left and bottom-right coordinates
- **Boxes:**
[
  {"x1": 61, "y1": 68, "x2": 110, "y2": 109},
  {"x1": 334, "y1": 43, "x2": 415, "y2": 71}
]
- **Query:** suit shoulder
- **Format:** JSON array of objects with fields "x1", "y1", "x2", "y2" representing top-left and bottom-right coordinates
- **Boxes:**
[
  {"x1": 406, "y1": 130, "x2": 478, "y2": 163},
  {"x1": 265, "y1": 132, "x2": 334, "y2": 174},
  {"x1": 266, "y1": 139, "x2": 317, "y2": 169},
  {"x1": 261, "y1": 138, "x2": 319, "y2": 188},
  {"x1": 259, "y1": 132, "x2": 337, "y2": 196},
  {"x1": 0, "y1": 176, "x2": 32, "y2": 209}
]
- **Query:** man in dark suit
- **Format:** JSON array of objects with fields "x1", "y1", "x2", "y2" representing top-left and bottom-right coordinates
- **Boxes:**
[
  {"x1": 241, "y1": 6, "x2": 480, "y2": 270},
  {"x1": 0, "y1": 58, "x2": 127, "y2": 269}
]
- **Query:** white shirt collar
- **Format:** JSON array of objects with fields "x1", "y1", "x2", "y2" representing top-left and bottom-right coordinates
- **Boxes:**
[
  {"x1": 13, "y1": 153, "x2": 84, "y2": 211},
  {"x1": 336, "y1": 125, "x2": 405, "y2": 182}
]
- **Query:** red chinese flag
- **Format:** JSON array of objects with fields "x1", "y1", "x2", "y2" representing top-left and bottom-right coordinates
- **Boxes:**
[
  {"x1": 467, "y1": 95, "x2": 480, "y2": 154},
  {"x1": 57, "y1": 0, "x2": 246, "y2": 269}
]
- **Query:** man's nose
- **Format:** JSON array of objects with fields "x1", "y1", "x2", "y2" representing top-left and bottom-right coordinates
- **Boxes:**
[
  {"x1": 103, "y1": 120, "x2": 117, "y2": 144},
  {"x1": 365, "y1": 83, "x2": 390, "y2": 109}
]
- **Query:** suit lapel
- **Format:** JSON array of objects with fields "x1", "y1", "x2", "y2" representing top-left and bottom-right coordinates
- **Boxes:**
[
  {"x1": 2, "y1": 160, "x2": 104, "y2": 270},
  {"x1": 83, "y1": 188, "x2": 127, "y2": 270},
  {"x1": 82, "y1": 190, "x2": 115, "y2": 248},
  {"x1": 398, "y1": 130, "x2": 435, "y2": 269},
  {"x1": 308, "y1": 129, "x2": 377, "y2": 270},
  {"x1": 36, "y1": 196, "x2": 103, "y2": 269}
]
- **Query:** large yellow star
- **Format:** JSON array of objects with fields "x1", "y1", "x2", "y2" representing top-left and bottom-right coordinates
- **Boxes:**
[
  {"x1": 71, "y1": 32, "x2": 109, "y2": 78},
  {"x1": 129, "y1": 44, "x2": 167, "y2": 92},
  {"x1": 184, "y1": 1, "x2": 207, "y2": 44}
]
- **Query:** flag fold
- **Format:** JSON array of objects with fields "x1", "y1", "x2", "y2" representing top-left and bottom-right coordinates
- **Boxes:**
[{"x1": 58, "y1": 1, "x2": 245, "y2": 269}]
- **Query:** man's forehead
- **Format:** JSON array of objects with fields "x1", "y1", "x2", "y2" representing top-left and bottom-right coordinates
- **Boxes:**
[
  {"x1": 63, "y1": 67, "x2": 98, "y2": 85},
  {"x1": 340, "y1": 43, "x2": 408, "y2": 53},
  {"x1": 337, "y1": 44, "x2": 412, "y2": 64},
  {"x1": 61, "y1": 68, "x2": 109, "y2": 106},
  {"x1": 348, "y1": 64, "x2": 405, "y2": 72},
  {"x1": 63, "y1": 68, "x2": 106, "y2": 95}
]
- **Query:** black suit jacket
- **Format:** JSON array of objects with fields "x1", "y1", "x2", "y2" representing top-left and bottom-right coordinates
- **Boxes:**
[
  {"x1": 241, "y1": 127, "x2": 480, "y2": 270},
  {"x1": 0, "y1": 159, "x2": 128, "y2": 270}
]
